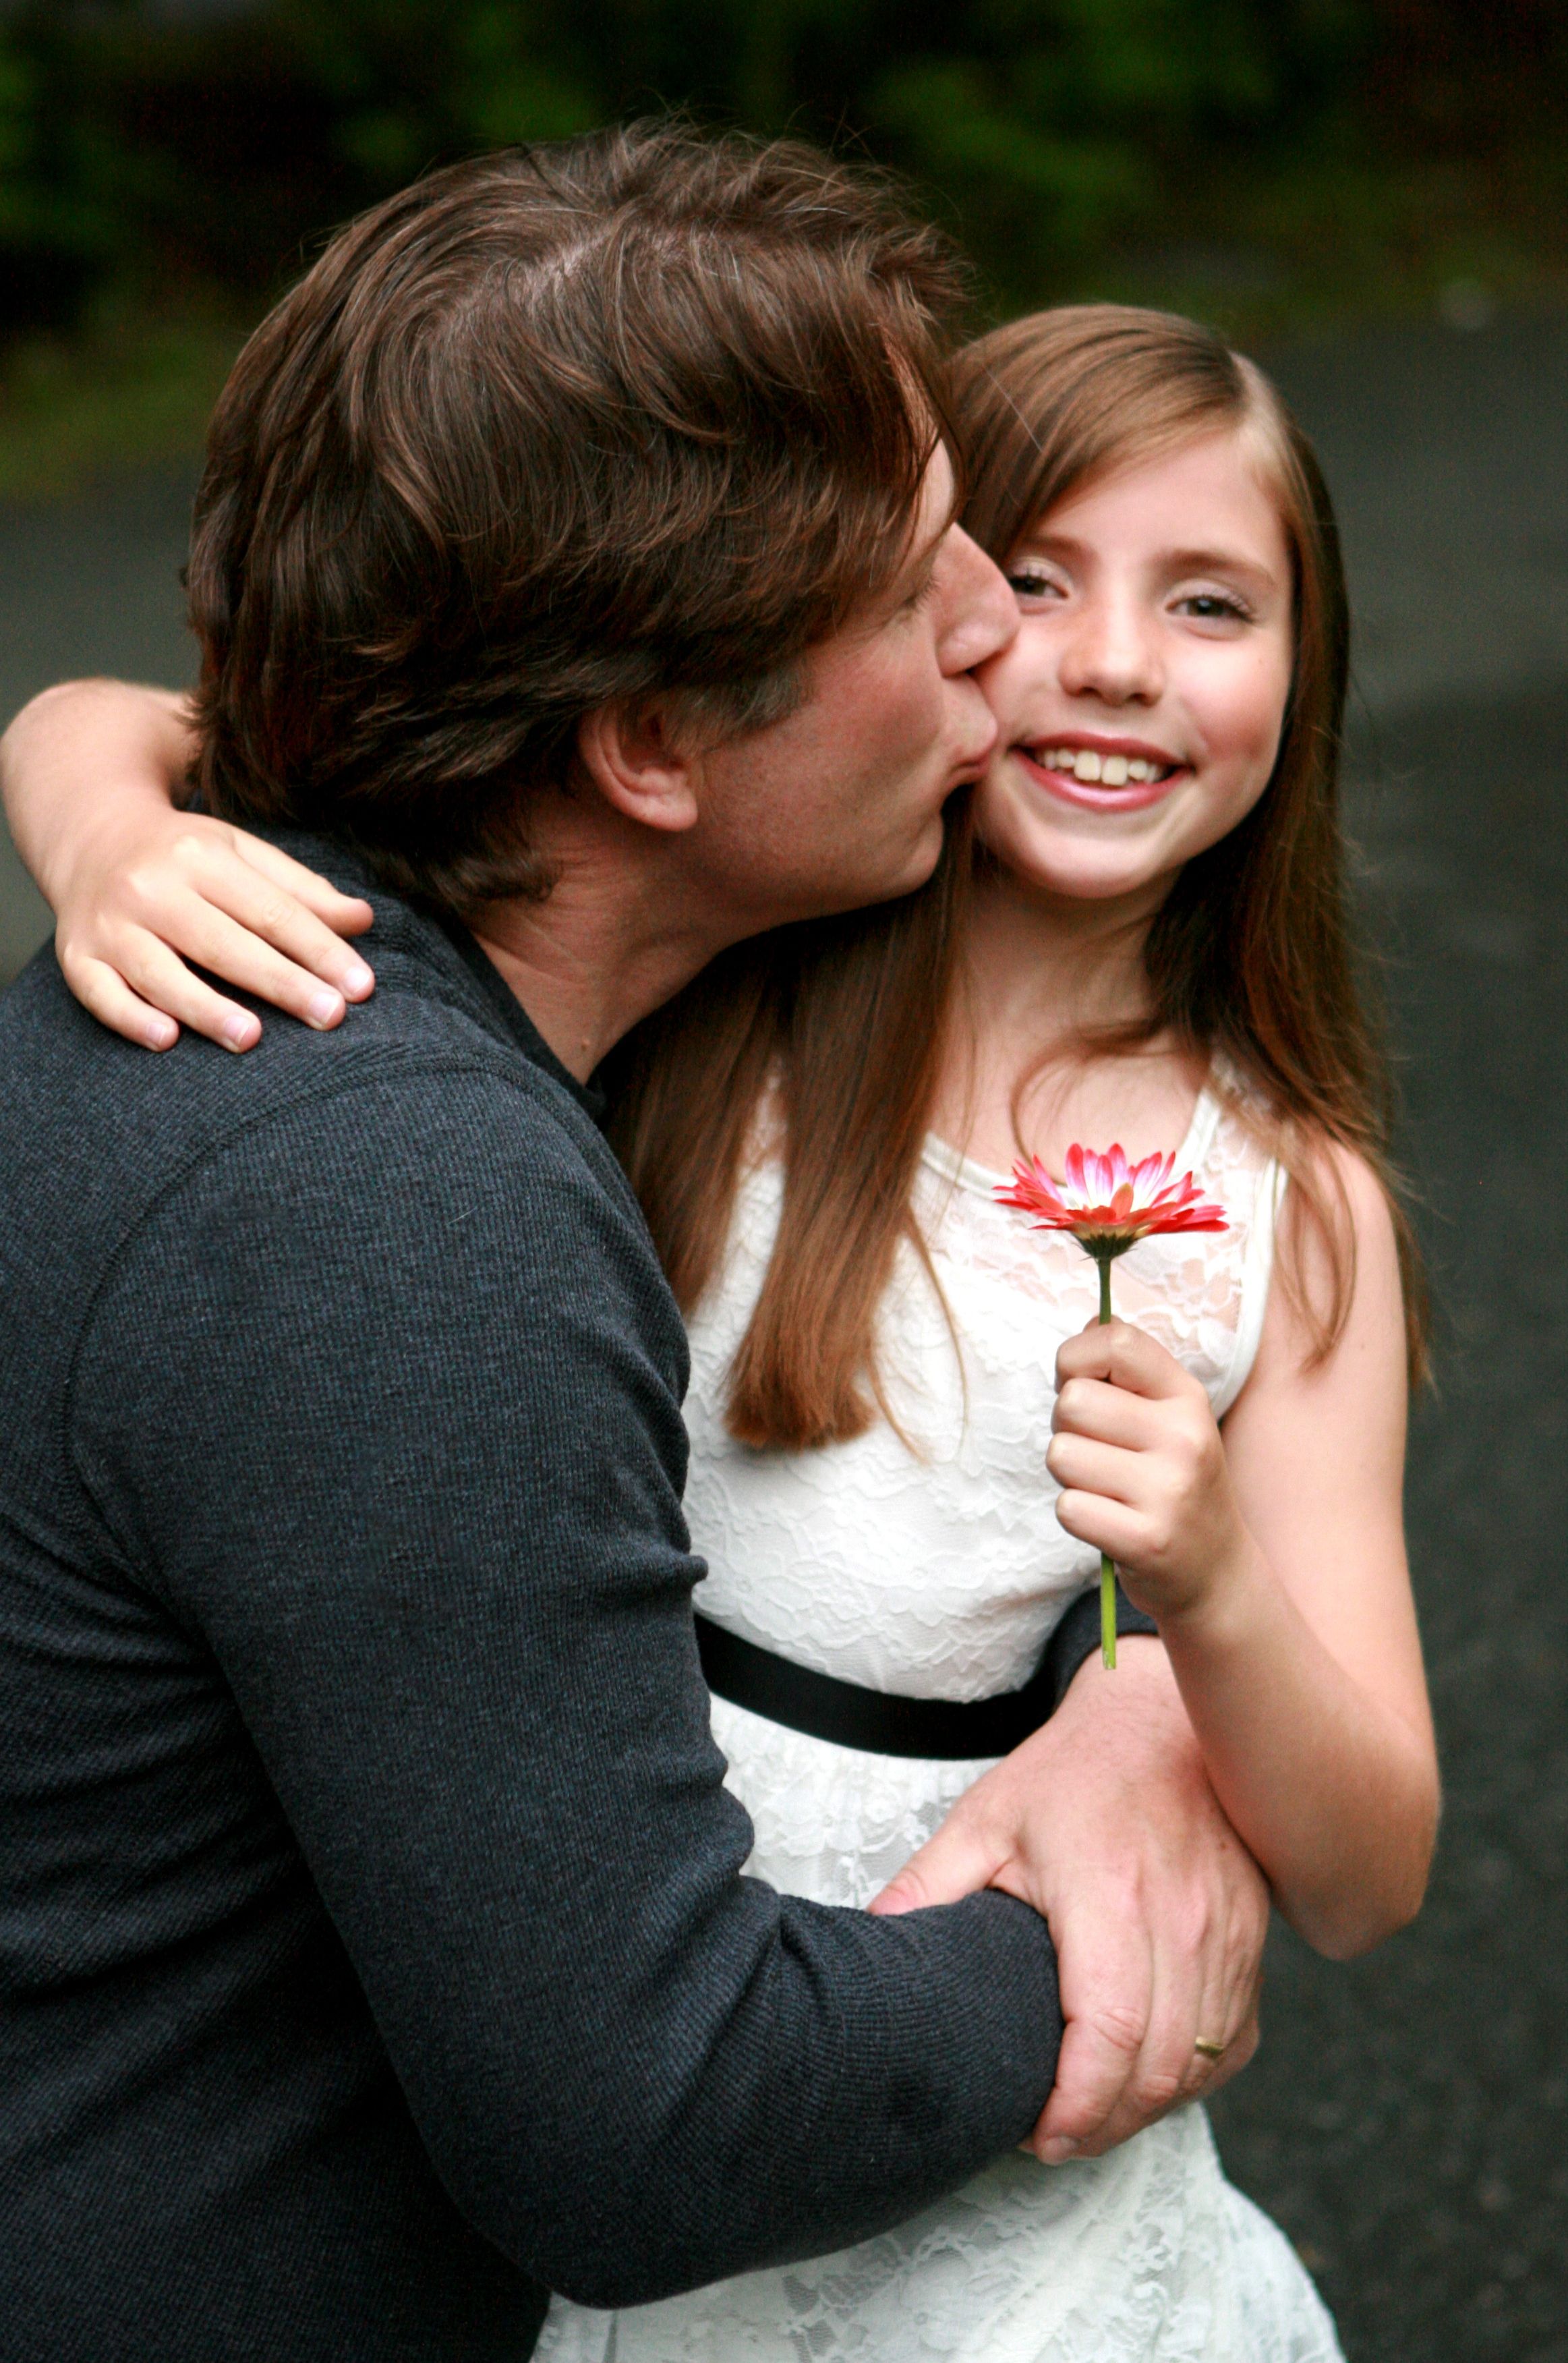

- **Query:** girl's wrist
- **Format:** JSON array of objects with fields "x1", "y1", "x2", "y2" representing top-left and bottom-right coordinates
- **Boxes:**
[
  {"x1": 45, "y1": 782, "x2": 171, "y2": 918},
  {"x1": 1156, "y1": 1529, "x2": 1267, "y2": 1656}
]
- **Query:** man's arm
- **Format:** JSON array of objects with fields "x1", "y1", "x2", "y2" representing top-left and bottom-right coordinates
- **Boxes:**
[
  {"x1": 71, "y1": 1062, "x2": 1061, "y2": 2308},
  {"x1": 873, "y1": 1639, "x2": 1269, "y2": 2161}
]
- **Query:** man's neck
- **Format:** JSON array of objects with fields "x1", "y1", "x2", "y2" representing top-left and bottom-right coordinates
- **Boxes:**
[{"x1": 466, "y1": 832, "x2": 729, "y2": 1081}]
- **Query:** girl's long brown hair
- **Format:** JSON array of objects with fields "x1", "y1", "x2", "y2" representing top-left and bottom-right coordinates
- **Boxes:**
[{"x1": 605, "y1": 304, "x2": 1425, "y2": 1450}]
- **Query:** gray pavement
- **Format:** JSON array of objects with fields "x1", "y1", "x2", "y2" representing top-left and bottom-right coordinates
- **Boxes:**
[
  {"x1": 2, "y1": 314, "x2": 1566, "y2": 2359},
  {"x1": 1210, "y1": 319, "x2": 1568, "y2": 2363},
  {"x1": 0, "y1": 467, "x2": 202, "y2": 974}
]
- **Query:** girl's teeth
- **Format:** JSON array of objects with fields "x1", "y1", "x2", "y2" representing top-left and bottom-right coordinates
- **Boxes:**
[{"x1": 1041, "y1": 747, "x2": 1169, "y2": 785}]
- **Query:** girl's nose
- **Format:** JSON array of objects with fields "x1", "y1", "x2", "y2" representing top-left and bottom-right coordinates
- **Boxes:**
[{"x1": 1057, "y1": 596, "x2": 1163, "y2": 706}]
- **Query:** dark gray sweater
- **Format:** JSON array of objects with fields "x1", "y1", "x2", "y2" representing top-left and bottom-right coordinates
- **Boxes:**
[{"x1": 0, "y1": 843, "x2": 1063, "y2": 2363}]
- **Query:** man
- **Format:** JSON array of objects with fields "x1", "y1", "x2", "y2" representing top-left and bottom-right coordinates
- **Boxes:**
[{"x1": 0, "y1": 127, "x2": 1265, "y2": 2362}]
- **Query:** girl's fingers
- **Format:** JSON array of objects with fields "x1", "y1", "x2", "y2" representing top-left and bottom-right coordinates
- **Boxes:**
[
  {"x1": 229, "y1": 836, "x2": 377, "y2": 950},
  {"x1": 1054, "y1": 1488, "x2": 1152, "y2": 1570},
  {"x1": 189, "y1": 870, "x2": 373, "y2": 1006},
  {"x1": 1046, "y1": 1431, "x2": 1140, "y2": 1504},
  {"x1": 206, "y1": 847, "x2": 376, "y2": 1000},
  {"x1": 110, "y1": 932, "x2": 265, "y2": 1051},
  {"x1": 1052, "y1": 1375, "x2": 1157, "y2": 1448},
  {"x1": 64, "y1": 942, "x2": 260, "y2": 1053},
  {"x1": 1057, "y1": 1320, "x2": 1191, "y2": 1400},
  {"x1": 125, "y1": 898, "x2": 355, "y2": 1033},
  {"x1": 63, "y1": 954, "x2": 183, "y2": 1052}
]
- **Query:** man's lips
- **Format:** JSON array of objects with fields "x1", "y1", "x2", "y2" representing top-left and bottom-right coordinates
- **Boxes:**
[{"x1": 949, "y1": 722, "x2": 1001, "y2": 783}]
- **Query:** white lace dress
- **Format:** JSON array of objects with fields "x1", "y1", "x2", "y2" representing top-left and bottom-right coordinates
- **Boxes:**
[{"x1": 538, "y1": 1085, "x2": 1343, "y2": 2363}]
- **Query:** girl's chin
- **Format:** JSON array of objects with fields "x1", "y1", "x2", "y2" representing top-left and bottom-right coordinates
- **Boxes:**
[
  {"x1": 995, "y1": 861, "x2": 1171, "y2": 905},
  {"x1": 975, "y1": 816, "x2": 1182, "y2": 905}
]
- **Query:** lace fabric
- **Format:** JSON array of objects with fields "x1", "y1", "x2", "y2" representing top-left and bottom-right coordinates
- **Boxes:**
[
  {"x1": 541, "y1": 2116, "x2": 1339, "y2": 2363},
  {"x1": 537, "y1": 1091, "x2": 1342, "y2": 2362},
  {"x1": 683, "y1": 1085, "x2": 1283, "y2": 1701}
]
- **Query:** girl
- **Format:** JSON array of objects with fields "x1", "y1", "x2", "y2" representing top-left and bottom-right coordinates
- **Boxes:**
[{"x1": 5, "y1": 305, "x2": 1437, "y2": 2360}]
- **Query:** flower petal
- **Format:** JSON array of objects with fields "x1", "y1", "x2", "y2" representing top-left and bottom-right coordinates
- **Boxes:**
[{"x1": 997, "y1": 1143, "x2": 1229, "y2": 1245}]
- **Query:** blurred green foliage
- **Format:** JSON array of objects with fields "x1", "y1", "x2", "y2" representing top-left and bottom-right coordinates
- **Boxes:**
[{"x1": 0, "y1": 0, "x2": 1563, "y2": 483}]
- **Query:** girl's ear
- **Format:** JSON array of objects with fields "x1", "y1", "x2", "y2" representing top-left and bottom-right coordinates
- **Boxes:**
[{"x1": 575, "y1": 698, "x2": 701, "y2": 835}]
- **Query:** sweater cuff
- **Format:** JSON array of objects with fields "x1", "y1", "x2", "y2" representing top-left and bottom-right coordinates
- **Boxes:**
[{"x1": 1040, "y1": 1583, "x2": 1161, "y2": 1717}]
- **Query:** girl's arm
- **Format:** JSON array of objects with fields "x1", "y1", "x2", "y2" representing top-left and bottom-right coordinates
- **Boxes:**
[
  {"x1": 1, "y1": 679, "x2": 375, "y2": 1050},
  {"x1": 1048, "y1": 1151, "x2": 1438, "y2": 1960}
]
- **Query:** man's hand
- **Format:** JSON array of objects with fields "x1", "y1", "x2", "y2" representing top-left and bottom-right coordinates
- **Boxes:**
[{"x1": 868, "y1": 1636, "x2": 1267, "y2": 2161}]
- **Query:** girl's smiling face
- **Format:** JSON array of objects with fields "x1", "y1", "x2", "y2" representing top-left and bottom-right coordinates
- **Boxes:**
[{"x1": 972, "y1": 428, "x2": 1296, "y2": 903}]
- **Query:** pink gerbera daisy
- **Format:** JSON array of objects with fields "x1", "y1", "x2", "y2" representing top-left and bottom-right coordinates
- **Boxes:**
[{"x1": 995, "y1": 1144, "x2": 1227, "y2": 1668}]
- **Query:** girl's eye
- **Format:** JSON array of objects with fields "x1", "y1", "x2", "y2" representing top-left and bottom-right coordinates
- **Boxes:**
[
  {"x1": 1005, "y1": 569, "x2": 1064, "y2": 601},
  {"x1": 1175, "y1": 591, "x2": 1252, "y2": 623}
]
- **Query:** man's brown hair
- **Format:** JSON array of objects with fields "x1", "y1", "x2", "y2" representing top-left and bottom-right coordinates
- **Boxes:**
[{"x1": 187, "y1": 123, "x2": 966, "y2": 909}]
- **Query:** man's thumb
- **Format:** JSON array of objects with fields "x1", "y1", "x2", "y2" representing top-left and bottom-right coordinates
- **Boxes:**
[{"x1": 867, "y1": 1811, "x2": 1001, "y2": 1916}]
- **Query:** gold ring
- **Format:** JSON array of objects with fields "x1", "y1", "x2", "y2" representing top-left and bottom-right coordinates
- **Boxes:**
[{"x1": 1193, "y1": 2037, "x2": 1227, "y2": 2061}]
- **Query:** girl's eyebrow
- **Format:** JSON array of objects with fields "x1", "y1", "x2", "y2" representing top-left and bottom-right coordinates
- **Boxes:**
[
  {"x1": 1157, "y1": 544, "x2": 1282, "y2": 586},
  {"x1": 1019, "y1": 529, "x2": 1282, "y2": 591}
]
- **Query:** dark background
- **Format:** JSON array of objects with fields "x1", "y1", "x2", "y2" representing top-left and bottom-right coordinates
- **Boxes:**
[
  {"x1": 1, "y1": 7, "x2": 1565, "y2": 2359},
  {"x1": 2, "y1": 0, "x2": 1565, "y2": 331}
]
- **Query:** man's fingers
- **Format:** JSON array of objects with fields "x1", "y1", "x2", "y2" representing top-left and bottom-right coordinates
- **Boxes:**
[
  {"x1": 1094, "y1": 1839, "x2": 1267, "y2": 2145},
  {"x1": 868, "y1": 1809, "x2": 1001, "y2": 1916},
  {"x1": 1180, "y1": 1830, "x2": 1268, "y2": 2105},
  {"x1": 1189, "y1": 1893, "x2": 1266, "y2": 2105},
  {"x1": 1024, "y1": 1901, "x2": 1153, "y2": 2161},
  {"x1": 1070, "y1": 1916, "x2": 1207, "y2": 2156},
  {"x1": 1026, "y1": 1989, "x2": 1149, "y2": 2162},
  {"x1": 1172, "y1": 1899, "x2": 1239, "y2": 2112},
  {"x1": 1198, "y1": 2001, "x2": 1260, "y2": 2100},
  {"x1": 1032, "y1": 1910, "x2": 1234, "y2": 2161}
]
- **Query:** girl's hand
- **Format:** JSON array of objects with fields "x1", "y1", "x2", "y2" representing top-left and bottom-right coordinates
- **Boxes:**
[
  {"x1": 1047, "y1": 1319, "x2": 1250, "y2": 1628},
  {"x1": 55, "y1": 806, "x2": 376, "y2": 1054},
  {"x1": 1, "y1": 678, "x2": 376, "y2": 1052}
]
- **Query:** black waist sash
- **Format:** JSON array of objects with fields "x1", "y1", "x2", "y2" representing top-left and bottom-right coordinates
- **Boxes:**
[{"x1": 694, "y1": 1612, "x2": 1058, "y2": 1760}]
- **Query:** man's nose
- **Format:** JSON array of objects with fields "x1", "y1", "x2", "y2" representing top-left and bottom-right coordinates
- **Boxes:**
[
  {"x1": 936, "y1": 526, "x2": 1018, "y2": 677},
  {"x1": 1058, "y1": 594, "x2": 1162, "y2": 705}
]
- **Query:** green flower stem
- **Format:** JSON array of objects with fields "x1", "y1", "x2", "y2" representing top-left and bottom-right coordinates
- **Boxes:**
[{"x1": 1097, "y1": 1253, "x2": 1115, "y2": 1670}]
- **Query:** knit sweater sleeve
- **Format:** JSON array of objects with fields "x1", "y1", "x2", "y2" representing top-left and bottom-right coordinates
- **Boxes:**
[{"x1": 69, "y1": 1056, "x2": 1061, "y2": 2308}]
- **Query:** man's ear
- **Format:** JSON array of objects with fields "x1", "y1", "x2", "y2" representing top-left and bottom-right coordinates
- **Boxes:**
[{"x1": 576, "y1": 698, "x2": 702, "y2": 835}]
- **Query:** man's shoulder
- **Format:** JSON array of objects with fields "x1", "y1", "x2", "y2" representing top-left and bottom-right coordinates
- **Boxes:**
[
  {"x1": 0, "y1": 920, "x2": 660, "y2": 1345},
  {"x1": 2, "y1": 878, "x2": 581, "y2": 1142}
]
